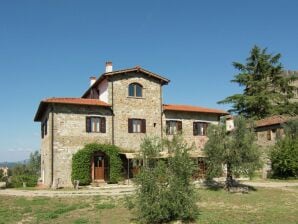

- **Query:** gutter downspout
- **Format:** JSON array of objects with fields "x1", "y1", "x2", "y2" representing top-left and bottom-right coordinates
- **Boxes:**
[
  {"x1": 160, "y1": 82, "x2": 163, "y2": 139},
  {"x1": 111, "y1": 79, "x2": 115, "y2": 145}
]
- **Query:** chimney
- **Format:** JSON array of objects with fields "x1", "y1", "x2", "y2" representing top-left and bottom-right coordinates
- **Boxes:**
[
  {"x1": 89, "y1": 76, "x2": 96, "y2": 87},
  {"x1": 105, "y1": 61, "x2": 113, "y2": 73}
]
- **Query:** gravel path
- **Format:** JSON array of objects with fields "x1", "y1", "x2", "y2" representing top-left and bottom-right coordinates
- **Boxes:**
[
  {"x1": 1, "y1": 181, "x2": 298, "y2": 197},
  {"x1": 241, "y1": 181, "x2": 298, "y2": 193},
  {"x1": 0, "y1": 185, "x2": 136, "y2": 197}
]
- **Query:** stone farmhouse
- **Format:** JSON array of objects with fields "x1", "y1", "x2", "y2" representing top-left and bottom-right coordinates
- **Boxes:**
[{"x1": 34, "y1": 62, "x2": 228, "y2": 187}]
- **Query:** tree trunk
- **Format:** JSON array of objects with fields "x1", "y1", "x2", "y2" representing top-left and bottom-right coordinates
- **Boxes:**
[{"x1": 225, "y1": 162, "x2": 233, "y2": 190}]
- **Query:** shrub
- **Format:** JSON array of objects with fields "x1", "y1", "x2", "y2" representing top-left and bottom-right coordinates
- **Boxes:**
[
  {"x1": 130, "y1": 135, "x2": 199, "y2": 223},
  {"x1": 10, "y1": 162, "x2": 39, "y2": 187},
  {"x1": 270, "y1": 119, "x2": 298, "y2": 178},
  {"x1": 71, "y1": 143, "x2": 122, "y2": 185},
  {"x1": 11, "y1": 174, "x2": 38, "y2": 187}
]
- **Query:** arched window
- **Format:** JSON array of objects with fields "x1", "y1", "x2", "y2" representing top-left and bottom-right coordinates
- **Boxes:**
[{"x1": 128, "y1": 83, "x2": 143, "y2": 97}]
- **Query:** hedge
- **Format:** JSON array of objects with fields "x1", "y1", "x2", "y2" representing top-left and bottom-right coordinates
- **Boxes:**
[
  {"x1": 11, "y1": 174, "x2": 38, "y2": 187},
  {"x1": 71, "y1": 143, "x2": 122, "y2": 185}
]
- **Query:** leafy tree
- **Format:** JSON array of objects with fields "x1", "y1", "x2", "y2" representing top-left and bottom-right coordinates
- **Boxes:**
[
  {"x1": 10, "y1": 151, "x2": 41, "y2": 187},
  {"x1": 0, "y1": 169, "x2": 3, "y2": 181},
  {"x1": 129, "y1": 135, "x2": 199, "y2": 223},
  {"x1": 270, "y1": 119, "x2": 298, "y2": 178},
  {"x1": 204, "y1": 116, "x2": 261, "y2": 189},
  {"x1": 28, "y1": 151, "x2": 41, "y2": 175},
  {"x1": 219, "y1": 46, "x2": 298, "y2": 119}
]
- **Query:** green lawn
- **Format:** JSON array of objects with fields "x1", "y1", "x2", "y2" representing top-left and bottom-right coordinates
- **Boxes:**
[{"x1": 0, "y1": 187, "x2": 297, "y2": 224}]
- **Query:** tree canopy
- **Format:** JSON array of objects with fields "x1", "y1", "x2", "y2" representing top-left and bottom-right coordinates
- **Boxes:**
[
  {"x1": 219, "y1": 46, "x2": 298, "y2": 119},
  {"x1": 129, "y1": 135, "x2": 199, "y2": 223},
  {"x1": 204, "y1": 116, "x2": 261, "y2": 188},
  {"x1": 270, "y1": 119, "x2": 298, "y2": 178}
]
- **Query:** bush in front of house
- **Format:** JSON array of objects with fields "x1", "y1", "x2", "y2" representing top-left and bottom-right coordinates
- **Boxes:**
[
  {"x1": 128, "y1": 135, "x2": 199, "y2": 224},
  {"x1": 71, "y1": 143, "x2": 122, "y2": 185},
  {"x1": 10, "y1": 151, "x2": 40, "y2": 188},
  {"x1": 10, "y1": 164, "x2": 39, "y2": 187},
  {"x1": 270, "y1": 119, "x2": 298, "y2": 178}
]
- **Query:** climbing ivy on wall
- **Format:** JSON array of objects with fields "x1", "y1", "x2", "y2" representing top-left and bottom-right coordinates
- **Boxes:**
[{"x1": 71, "y1": 143, "x2": 122, "y2": 185}]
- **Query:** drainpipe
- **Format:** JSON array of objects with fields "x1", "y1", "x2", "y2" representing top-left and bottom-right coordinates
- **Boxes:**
[
  {"x1": 127, "y1": 159, "x2": 130, "y2": 185},
  {"x1": 160, "y1": 82, "x2": 163, "y2": 139},
  {"x1": 50, "y1": 105, "x2": 54, "y2": 188},
  {"x1": 111, "y1": 79, "x2": 115, "y2": 145}
]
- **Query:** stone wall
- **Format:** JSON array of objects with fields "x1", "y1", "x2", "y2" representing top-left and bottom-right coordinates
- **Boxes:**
[
  {"x1": 163, "y1": 111, "x2": 220, "y2": 153},
  {"x1": 49, "y1": 104, "x2": 112, "y2": 187},
  {"x1": 40, "y1": 107, "x2": 52, "y2": 187},
  {"x1": 255, "y1": 124, "x2": 284, "y2": 148},
  {"x1": 109, "y1": 72, "x2": 163, "y2": 152}
]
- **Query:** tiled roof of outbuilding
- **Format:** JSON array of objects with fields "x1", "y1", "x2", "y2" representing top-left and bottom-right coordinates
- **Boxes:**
[{"x1": 254, "y1": 115, "x2": 291, "y2": 128}]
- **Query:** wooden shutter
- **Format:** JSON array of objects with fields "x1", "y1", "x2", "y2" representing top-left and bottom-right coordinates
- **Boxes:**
[
  {"x1": 177, "y1": 121, "x2": 182, "y2": 132},
  {"x1": 41, "y1": 123, "x2": 44, "y2": 139},
  {"x1": 100, "y1": 117, "x2": 106, "y2": 133},
  {"x1": 128, "y1": 119, "x2": 133, "y2": 133},
  {"x1": 193, "y1": 122, "x2": 198, "y2": 136},
  {"x1": 203, "y1": 123, "x2": 208, "y2": 136},
  {"x1": 166, "y1": 121, "x2": 170, "y2": 135},
  {"x1": 141, "y1": 119, "x2": 146, "y2": 133},
  {"x1": 44, "y1": 119, "x2": 48, "y2": 136},
  {"x1": 86, "y1": 117, "x2": 91, "y2": 132}
]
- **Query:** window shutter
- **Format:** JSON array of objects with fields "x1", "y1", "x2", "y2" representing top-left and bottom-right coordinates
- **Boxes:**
[
  {"x1": 100, "y1": 117, "x2": 106, "y2": 133},
  {"x1": 41, "y1": 124, "x2": 44, "y2": 139},
  {"x1": 203, "y1": 123, "x2": 208, "y2": 135},
  {"x1": 177, "y1": 121, "x2": 182, "y2": 132},
  {"x1": 128, "y1": 119, "x2": 133, "y2": 133},
  {"x1": 141, "y1": 119, "x2": 146, "y2": 133},
  {"x1": 166, "y1": 121, "x2": 170, "y2": 135},
  {"x1": 193, "y1": 122, "x2": 198, "y2": 136},
  {"x1": 86, "y1": 117, "x2": 91, "y2": 132}
]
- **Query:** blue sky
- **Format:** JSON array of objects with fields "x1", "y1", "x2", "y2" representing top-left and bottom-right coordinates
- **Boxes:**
[{"x1": 0, "y1": 0, "x2": 297, "y2": 162}]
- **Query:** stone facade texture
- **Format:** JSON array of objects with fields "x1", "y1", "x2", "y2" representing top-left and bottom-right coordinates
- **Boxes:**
[
  {"x1": 163, "y1": 111, "x2": 219, "y2": 153},
  {"x1": 37, "y1": 69, "x2": 224, "y2": 187},
  {"x1": 109, "y1": 72, "x2": 163, "y2": 151}
]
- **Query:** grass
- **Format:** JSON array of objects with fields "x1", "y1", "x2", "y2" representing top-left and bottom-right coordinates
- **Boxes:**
[{"x1": 0, "y1": 187, "x2": 297, "y2": 223}]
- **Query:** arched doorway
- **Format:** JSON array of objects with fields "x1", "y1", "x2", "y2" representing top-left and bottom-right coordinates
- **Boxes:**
[{"x1": 91, "y1": 152, "x2": 108, "y2": 182}]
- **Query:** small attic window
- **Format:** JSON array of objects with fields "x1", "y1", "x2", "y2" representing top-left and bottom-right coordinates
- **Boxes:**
[{"x1": 128, "y1": 83, "x2": 143, "y2": 97}]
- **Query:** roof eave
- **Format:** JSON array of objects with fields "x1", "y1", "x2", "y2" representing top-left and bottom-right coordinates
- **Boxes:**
[
  {"x1": 163, "y1": 108, "x2": 229, "y2": 115},
  {"x1": 81, "y1": 67, "x2": 170, "y2": 98}
]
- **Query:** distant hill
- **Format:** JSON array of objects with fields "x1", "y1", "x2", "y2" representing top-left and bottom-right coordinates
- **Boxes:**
[{"x1": 0, "y1": 161, "x2": 27, "y2": 168}]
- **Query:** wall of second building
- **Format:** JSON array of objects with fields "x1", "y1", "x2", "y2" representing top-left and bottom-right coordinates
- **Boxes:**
[
  {"x1": 163, "y1": 111, "x2": 220, "y2": 152},
  {"x1": 109, "y1": 72, "x2": 163, "y2": 152},
  {"x1": 40, "y1": 107, "x2": 52, "y2": 187},
  {"x1": 51, "y1": 104, "x2": 112, "y2": 187},
  {"x1": 255, "y1": 124, "x2": 284, "y2": 148}
]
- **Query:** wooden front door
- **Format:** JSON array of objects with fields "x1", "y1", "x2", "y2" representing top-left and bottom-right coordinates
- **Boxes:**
[{"x1": 94, "y1": 155, "x2": 104, "y2": 180}]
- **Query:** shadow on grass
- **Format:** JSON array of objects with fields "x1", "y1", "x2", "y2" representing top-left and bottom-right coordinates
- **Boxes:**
[{"x1": 203, "y1": 180, "x2": 257, "y2": 192}]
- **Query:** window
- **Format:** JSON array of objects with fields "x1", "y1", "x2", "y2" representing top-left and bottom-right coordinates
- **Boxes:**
[
  {"x1": 128, "y1": 83, "x2": 143, "y2": 97},
  {"x1": 266, "y1": 130, "x2": 271, "y2": 141},
  {"x1": 41, "y1": 118, "x2": 48, "y2": 139},
  {"x1": 128, "y1": 118, "x2": 146, "y2": 133},
  {"x1": 193, "y1": 122, "x2": 208, "y2": 136},
  {"x1": 166, "y1": 120, "x2": 182, "y2": 135},
  {"x1": 86, "y1": 117, "x2": 106, "y2": 133}
]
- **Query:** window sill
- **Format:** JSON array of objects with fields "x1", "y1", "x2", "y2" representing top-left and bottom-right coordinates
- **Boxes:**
[
  {"x1": 129, "y1": 132, "x2": 145, "y2": 134},
  {"x1": 127, "y1": 96, "x2": 145, "y2": 99}
]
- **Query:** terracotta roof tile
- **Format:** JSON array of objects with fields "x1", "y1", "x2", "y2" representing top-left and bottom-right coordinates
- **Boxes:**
[
  {"x1": 43, "y1": 98, "x2": 111, "y2": 107},
  {"x1": 255, "y1": 115, "x2": 289, "y2": 127},
  {"x1": 82, "y1": 66, "x2": 170, "y2": 98},
  {"x1": 34, "y1": 98, "x2": 111, "y2": 121},
  {"x1": 163, "y1": 104, "x2": 229, "y2": 115}
]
